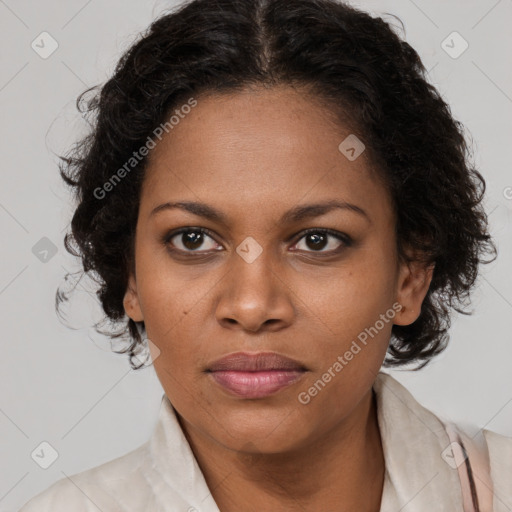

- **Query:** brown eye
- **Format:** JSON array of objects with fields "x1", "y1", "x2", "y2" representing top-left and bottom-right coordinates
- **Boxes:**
[
  {"x1": 165, "y1": 228, "x2": 221, "y2": 253},
  {"x1": 292, "y1": 229, "x2": 351, "y2": 253}
]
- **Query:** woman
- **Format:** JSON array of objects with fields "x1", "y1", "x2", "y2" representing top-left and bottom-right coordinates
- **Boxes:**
[{"x1": 19, "y1": 0, "x2": 511, "y2": 510}]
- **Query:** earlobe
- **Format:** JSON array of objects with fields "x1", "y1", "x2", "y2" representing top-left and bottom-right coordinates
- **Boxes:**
[
  {"x1": 394, "y1": 259, "x2": 435, "y2": 326},
  {"x1": 123, "y1": 274, "x2": 144, "y2": 322}
]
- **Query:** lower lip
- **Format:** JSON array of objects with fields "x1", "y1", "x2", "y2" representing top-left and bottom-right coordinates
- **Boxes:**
[{"x1": 208, "y1": 370, "x2": 306, "y2": 399}]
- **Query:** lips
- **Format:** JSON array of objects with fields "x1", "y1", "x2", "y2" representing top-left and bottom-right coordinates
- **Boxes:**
[
  {"x1": 206, "y1": 352, "x2": 307, "y2": 399},
  {"x1": 207, "y1": 351, "x2": 307, "y2": 372}
]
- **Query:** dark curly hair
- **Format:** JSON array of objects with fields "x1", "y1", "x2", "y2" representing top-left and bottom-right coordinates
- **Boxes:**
[{"x1": 56, "y1": 0, "x2": 497, "y2": 371}]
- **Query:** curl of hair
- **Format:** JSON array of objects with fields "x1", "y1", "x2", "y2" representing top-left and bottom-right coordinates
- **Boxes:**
[{"x1": 56, "y1": 0, "x2": 497, "y2": 370}]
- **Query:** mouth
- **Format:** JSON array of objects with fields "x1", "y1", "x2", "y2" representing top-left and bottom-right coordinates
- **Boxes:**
[{"x1": 206, "y1": 351, "x2": 308, "y2": 399}]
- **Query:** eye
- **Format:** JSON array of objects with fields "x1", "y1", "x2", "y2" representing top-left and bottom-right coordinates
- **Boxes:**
[
  {"x1": 163, "y1": 227, "x2": 352, "y2": 256},
  {"x1": 164, "y1": 228, "x2": 222, "y2": 253},
  {"x1": 292, "y1": 228, "x2": 351, "y2": 253}
]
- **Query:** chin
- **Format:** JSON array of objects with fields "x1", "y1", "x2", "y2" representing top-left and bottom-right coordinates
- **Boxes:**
[{"x1": 209, "y1": 406, "x2": 310, "y2": 453}]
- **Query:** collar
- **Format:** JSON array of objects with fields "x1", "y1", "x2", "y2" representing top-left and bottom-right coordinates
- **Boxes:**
[
  {"x1": 147, "y1": 371, "x2": 464, "y2": 511},
  {"x1": 375, "y1": 371, "x2": 463, "y2": 511}
]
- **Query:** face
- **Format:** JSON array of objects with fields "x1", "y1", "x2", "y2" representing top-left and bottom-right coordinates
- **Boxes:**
[{"x1": 124, "y1": 85, "x2": 433, "y2": 454}]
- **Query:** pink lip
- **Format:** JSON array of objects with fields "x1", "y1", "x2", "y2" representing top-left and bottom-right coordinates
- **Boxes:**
[
  {"x1": 206, "y1": 352, "x2": 307, "y2": 399},
  {"x1": 209, "y1": 370, "x2": 306, "y2": 399}
]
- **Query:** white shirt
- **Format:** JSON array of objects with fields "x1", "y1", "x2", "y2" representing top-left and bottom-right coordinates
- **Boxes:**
[{"x1": 19, "y1": 371, "x2": 512, "y2": 511}]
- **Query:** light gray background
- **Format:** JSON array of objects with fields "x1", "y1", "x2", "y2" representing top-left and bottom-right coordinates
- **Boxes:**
[{"x1": 1, "y1": 0, "x2": 511, "y2": 510}]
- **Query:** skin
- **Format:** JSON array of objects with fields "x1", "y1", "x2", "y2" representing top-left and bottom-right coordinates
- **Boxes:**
[{"x1": 123, "y1": 84, "x2": 433, "y2": 511}]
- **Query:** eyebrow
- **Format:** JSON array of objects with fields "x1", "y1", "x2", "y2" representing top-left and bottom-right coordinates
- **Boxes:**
[{"x1": 149, "y1": 199, "x2": 371, "y2": 225}]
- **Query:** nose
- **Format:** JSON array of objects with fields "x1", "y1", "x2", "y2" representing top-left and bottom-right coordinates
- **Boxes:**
[{"x1": 215, "y1": 247, "x2": 295, "y2": 333}]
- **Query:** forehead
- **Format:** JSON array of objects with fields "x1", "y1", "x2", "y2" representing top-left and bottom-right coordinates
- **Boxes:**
[{"x1": 141, "y1": 85, "x2": 392, "y2": 227}]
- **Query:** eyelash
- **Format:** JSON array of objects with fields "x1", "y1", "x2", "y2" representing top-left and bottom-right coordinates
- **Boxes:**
[{"x1": 162, "y1": 227, "x2": 352, "y2": 257}]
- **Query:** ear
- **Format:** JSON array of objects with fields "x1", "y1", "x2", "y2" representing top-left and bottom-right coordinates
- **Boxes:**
[
  {"x1": 394, "y1": 257, "x2": 435, "y2": 326},
  {"x1": 123, "y1": 273, "x2": 144, "y2": 322}
]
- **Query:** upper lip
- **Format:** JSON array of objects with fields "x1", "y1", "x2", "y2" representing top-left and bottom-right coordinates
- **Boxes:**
[{"x1": 207, "y1": 352, "x2": 307, "y2": 372}]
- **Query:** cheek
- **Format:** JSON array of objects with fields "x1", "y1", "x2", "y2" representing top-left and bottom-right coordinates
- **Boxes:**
[
  {"x1": 292, "y1": 251, "x2": 397, "y2": 339},
  {"x1": 135, "y1": 242, "x2": 205, "y2": 325},
  {"x1": 134, "y1": 269, "x2": 201, "y2": 367}
]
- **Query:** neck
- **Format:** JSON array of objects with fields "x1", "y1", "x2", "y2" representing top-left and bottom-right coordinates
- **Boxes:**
[{"x1": 179, "y1": 388, "x2": 385, "y2": 512}]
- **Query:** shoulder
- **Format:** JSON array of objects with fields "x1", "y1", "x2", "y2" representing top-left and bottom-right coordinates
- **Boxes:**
[
  {"x1": 483, "y1": 428, "x2": 512, "y2": 468},
  {"x1": 19, "y1": 441, "x2": 152, "y2": 512},
  {"x1": 482, "y1": 429, "x2": 512, "y2": 510},
  {"x1": 434, "y1": 409, "x2": 512, "y2": 511},
  {"x1": 374, "y1": 371, "x2": 512, "y2": 510}
]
